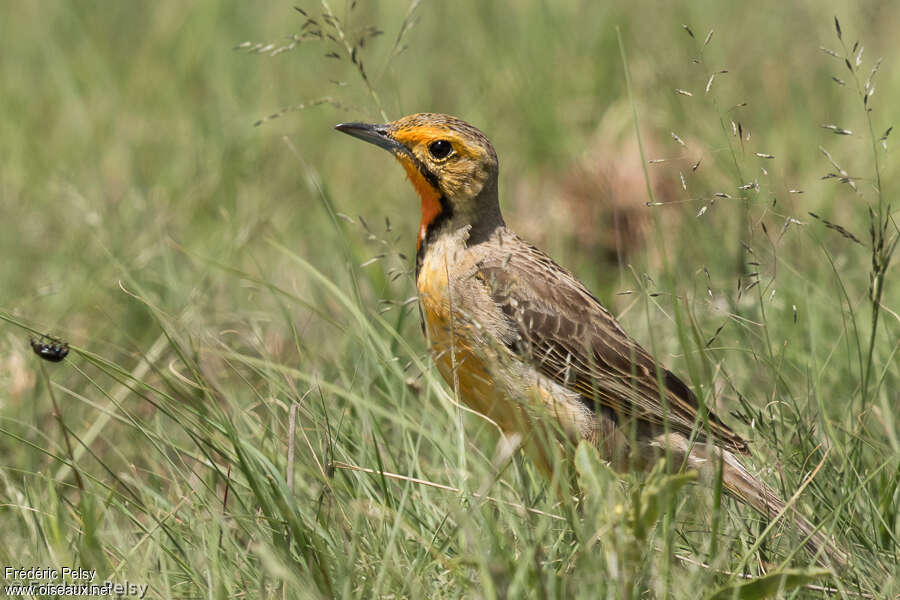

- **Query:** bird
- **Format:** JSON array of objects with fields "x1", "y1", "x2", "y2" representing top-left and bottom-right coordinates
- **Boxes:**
[{"x1": 335, "y1": 112, "x2": 845, "y2": 566}]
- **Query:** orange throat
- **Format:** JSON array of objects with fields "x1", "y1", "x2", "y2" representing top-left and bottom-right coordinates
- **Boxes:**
[{"x1": 397, "y1": 155, "x2": 444, "y2": 250}]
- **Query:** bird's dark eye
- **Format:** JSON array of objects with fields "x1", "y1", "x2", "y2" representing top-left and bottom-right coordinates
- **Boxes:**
[{"x1": 428, "y1": 139, "x2": 453, "y2": 159}]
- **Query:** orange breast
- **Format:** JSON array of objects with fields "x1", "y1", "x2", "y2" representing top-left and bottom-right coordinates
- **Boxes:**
[{"x1": 417, "y1": 257, "x2": 526, "y2": 432}]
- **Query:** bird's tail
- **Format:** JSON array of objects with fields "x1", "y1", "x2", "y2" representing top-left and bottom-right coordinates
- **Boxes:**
[
  {"x1": 715, "y1": 448, "x2": 847, "y2": 567},
  {"x1": 657, "y1": 432, "x2": 846, "y2": 566}
]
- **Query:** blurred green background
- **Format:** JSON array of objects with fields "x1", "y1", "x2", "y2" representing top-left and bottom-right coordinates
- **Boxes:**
[
  {"x1": 3, "y1": 0, "x2": 897, "y2": 426},
  {"x1": 1, "y1": 1, "x2": 898, "y2": 339},
  {"x1": 1, "y1": 1, "x2": 898, "y2": 597}
]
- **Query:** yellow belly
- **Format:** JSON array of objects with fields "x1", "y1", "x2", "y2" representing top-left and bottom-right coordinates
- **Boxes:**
[
  {"x1": 417, "y1": 256, "x2": 545, "y2": 437},
  {"x1": 417, "y1": 258, "x2": 505, "y2": 424},
  {"x1": 416, "y1": 247, "x2": 596, "y2": 451}
]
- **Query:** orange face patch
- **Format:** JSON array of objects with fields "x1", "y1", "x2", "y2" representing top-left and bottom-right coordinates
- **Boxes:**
[
  {"x1": 390, "y1": 125, "x2": 484, "y2": 248},
  {"x1": 395, "y1": 153, "x2": 444, "y2": 250}
]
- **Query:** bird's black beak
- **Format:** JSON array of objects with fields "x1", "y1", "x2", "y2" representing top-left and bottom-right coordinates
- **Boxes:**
[{"x1": 334, "y1": 122, "x2": 403, "y2": 153}]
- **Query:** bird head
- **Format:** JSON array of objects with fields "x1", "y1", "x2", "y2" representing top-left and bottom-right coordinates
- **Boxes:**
[{"x1": 336, "y1": 113, "x2": 501, "y2": 249}]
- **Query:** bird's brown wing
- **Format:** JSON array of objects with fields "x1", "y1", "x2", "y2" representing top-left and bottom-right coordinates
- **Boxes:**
[{"x1": 475, "y1": 237, "x2": 748, "y2": 454}]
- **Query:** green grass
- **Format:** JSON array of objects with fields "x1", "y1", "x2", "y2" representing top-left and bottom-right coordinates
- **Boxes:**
[{"x1": 1, "y1": 1, "x2": 898, "y2": 598}]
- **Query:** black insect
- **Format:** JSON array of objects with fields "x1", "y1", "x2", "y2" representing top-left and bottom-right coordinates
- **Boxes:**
[{"x1": 30, "y1": 335, "x2": 69, "y2": 363}]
